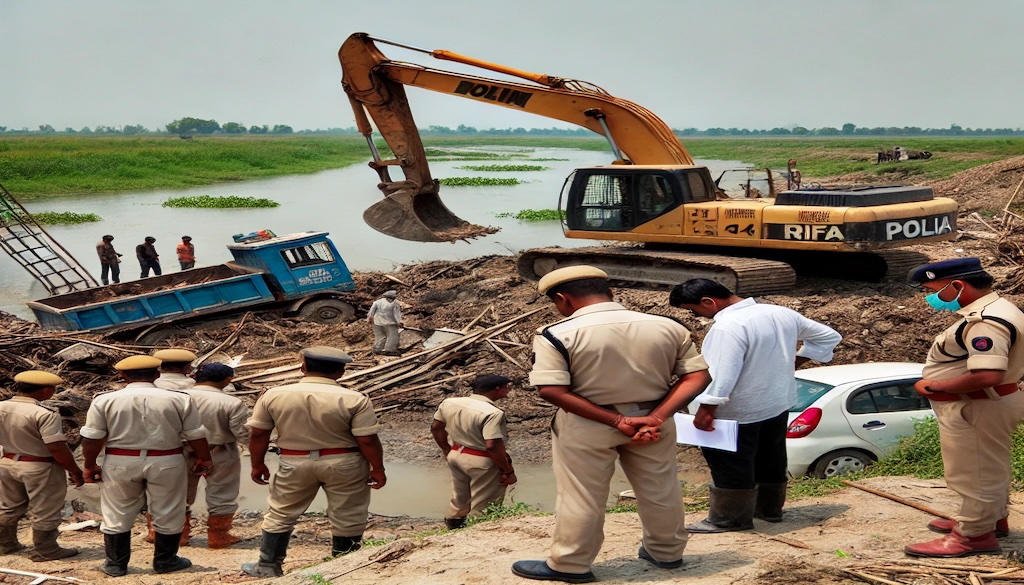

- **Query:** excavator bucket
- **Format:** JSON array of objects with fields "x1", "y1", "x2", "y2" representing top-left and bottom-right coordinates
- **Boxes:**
[{"x1": 363, "y1": 188, "x2": 494, "y2": 242}]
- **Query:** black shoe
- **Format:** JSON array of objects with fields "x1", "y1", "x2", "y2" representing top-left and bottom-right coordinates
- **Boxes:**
[
  {"x1": 445, "y1": 517, "x2": 466, "y2": 530},
  {"x1": 511, "y1": 560, "x2": 596, "y2": 583},
  {"x1": 241, "y1": 530, "x2": 291, "y2": 578},
  {"x1": 153, "y1": 532, "x2": 192, "y2": 574},
  {"x1": 331, "y1": 535, "x2": 362, "y2": 556},
  {"x1": 638, "y1": 545, "x2": 683, "y2": 569},
  {"x1": 100, "y1": 532, "x2": 132, "y2": 577}
]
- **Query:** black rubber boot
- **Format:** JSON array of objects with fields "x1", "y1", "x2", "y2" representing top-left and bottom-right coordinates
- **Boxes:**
[
  {"x1": 0, "y1": 524, "x2": 25, "y2": 555},
  {"x1": 30, "y1": 528, "x2": 78, "y2": 561},
  {"x1": 241, "y1": 530, "x2": 291, "y2": 577},
  {"x1": 331, "y1": 535, "x2": 362, "y2": 556},
  {"x1": 99, "y1": 532, "x2": 132, "y2": 577},
  {"x1": 754, "y1": 482, "x2": 788, "y2": 523},
  {"x1": 686, "y1": 486, "x2": 756, "y2": 533},
  {"x1": 445, "y1": 517, "x2": 466, "y2": 530},
  {"x1": 152, "y1": 532, "x2": 192, "y2": 574}
]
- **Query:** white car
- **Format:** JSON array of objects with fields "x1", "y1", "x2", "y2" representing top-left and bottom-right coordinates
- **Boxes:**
[{"x1": 786, "y1": 362, "x2": 931, "y2": 479}]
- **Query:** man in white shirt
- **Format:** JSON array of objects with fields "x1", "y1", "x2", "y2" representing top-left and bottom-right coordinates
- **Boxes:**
[
  {"x1": 366, "y1": 290, "x2": 404, "y2": 356},
  {"x1": 669, "y1": 278, "x2": 841, "y2": 533}
]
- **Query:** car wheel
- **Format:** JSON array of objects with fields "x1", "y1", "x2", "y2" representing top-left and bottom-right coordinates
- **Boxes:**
[{"x1": 811, "y1": 449, "x2": 874, "y2": 479}]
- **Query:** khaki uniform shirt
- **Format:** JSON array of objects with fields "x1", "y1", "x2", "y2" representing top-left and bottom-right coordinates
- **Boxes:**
[
  {"x1": 155, "y1": 373, "x2": 195, "y2": 391},
  {"x1": 433, "y1": 394, "x2": 507, "y2": 451},
  {"x1": 530, "y1": 302, "x2": 708, "y2": 405},
  {"x1": 0, "y1": 396, "x2": 66, "y2": 457},
  {"x1": 80, "y1": 382, "x2": 207, "y2": 448},
  {"x1": 183, "y1": 384, "x2": 249, "y2": 446},
  {"x1": 246, "y1": 377, "x2": 380, "y2": 450},
  {"x1": 923, "y1": 292, "x2": 1024, "y2": 384}
]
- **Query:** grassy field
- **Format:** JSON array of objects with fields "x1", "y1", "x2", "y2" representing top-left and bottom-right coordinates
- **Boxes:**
[{"x1": 3, "y1": 135, "x2": 1023, "y2": 198}]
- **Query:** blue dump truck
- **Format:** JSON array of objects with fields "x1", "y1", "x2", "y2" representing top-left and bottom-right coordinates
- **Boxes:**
[{"x1": 27, "y1": 231, "x2": 359, "y2": 340}]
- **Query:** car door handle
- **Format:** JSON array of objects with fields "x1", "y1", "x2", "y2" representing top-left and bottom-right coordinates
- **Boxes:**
[{"x1": 862, "y1": 421, "x2": 886, "y2": 429}]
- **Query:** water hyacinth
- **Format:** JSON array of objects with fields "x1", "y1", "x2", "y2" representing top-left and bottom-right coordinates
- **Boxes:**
[
  {"x1": 29, "y1": 211, "x2": 102, "y2": 224},
  {"x1": 162, "y1": 195, "x2": 280, "y2": 208},
  {"x1": 495, "y1": 209, "x2": 564, "y2": 221},
  {"x1": 438, "y1": 177, "x2": 520, "y2": 187},
  {"x1": 456, "y1": 164, "x2": 551, "y2": 172}
]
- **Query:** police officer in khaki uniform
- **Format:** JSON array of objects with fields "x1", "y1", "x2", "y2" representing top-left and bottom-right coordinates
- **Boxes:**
[
  {"x1": 183, "y1": 363, "x2": 249, "y2": 548},
  {"x1": 431, "y1": 374, "x2": 516, "y2": 530},
  {"x1": 81, "y1": 355, "x2": 212, "y2": 577},
  {"x1": 904, "y1": 258, "x2": 1024, "y2": 558},
  {"x1": 512, "y1": 266, "x2": 711, "y2": 583},
  {"x1": 0, "y1": 371, "x2": 84, "y2": 560},
  {"x1": 241, "y1": 346, "x2": 386, "y2": 578}
]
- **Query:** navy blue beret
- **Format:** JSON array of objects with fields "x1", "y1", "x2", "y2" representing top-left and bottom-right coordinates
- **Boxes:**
[
  {"x1": 908, "y1": 257, "x2": 987, "y2": 285},
  {"x1": 195, "y1": 362, "x2": 235, "y2": 382}
]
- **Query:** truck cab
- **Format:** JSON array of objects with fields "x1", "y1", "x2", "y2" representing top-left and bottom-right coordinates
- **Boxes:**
[{"x1": 228, "y1": 231, "x2": 356, "y2": 298}]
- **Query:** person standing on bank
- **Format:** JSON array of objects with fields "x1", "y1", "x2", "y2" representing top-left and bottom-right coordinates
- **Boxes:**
[
  {"x1": 367, "y1": 290, "x2": 403, "y2": 356},
  {"x1": 0, "y1": 371, "x2": 84, "y2": 560},
  {"x1": 183, "y1": 363, "x2": 249, "y2": 548},
  {"x1": 136, "y1": 236, "x2": 161, "y2": 278},
  {"x1": 512, "y1": 266, "x2": 711, "y2": 584},
  {"x1": 669, "y1": 279, "x2": 841, "y2": 533},
  {"x1": 431, "y1": 374, "x2": 516, "y2": 530},
  {"x1": 903, "y1": 258, "x2": 1024, "y2": 558},
  {"x1": 81, "y1": 355, "x2": 212, "y2": 577},
  {"x1": 176, "y1": 236, "x2": 195, "y2": 271},
  {"x1": 241, "y1": 346, "x2": 386, "y2": 578},
  {"x1": 96, "y1": 234, "x2": 122, "y2": 285}
]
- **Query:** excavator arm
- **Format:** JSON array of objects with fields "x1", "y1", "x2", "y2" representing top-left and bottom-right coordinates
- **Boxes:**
[{"x1": 339, "y1": 32, "x2": 694, "y2": 242}]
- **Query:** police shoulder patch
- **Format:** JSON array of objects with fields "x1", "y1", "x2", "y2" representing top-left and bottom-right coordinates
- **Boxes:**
[{"x1": 972, "y1": 336, "x2": 994, "y2": 351}]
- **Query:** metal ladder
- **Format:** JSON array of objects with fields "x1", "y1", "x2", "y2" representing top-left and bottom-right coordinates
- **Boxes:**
[{"x1": 0, "y1": 183, "x2": 98, "y2": 295}]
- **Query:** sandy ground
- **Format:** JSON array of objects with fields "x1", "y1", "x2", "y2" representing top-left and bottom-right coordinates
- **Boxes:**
[{"x1": 3, "y1": 477, "x2": 1023, "y2": 584}]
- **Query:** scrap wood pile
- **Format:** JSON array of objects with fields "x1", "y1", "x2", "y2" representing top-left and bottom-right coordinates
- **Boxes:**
[{"x1": 842, "y1": 560, "x2": 1024, "y2": 585}]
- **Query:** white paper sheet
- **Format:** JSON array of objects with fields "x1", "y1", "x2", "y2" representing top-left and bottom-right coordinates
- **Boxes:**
[{"x1": 674, "y1": 413, "x2": 739, "y2": 452}]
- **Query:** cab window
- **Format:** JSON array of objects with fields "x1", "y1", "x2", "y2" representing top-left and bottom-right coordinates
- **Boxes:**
[
  {"x1": 281, "y1": 242, "x2": 334, "y2": 268},
  {"x1": 637, "y1": 174, "x2": 677, "y2": 222},
  {"x1": 576, "y1": 174, "x2": 634, "y2": 230}
]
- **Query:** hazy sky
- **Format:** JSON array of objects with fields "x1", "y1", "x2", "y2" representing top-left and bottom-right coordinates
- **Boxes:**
[{"x1": 3, "y1": 0, "x2": 1021, "y2": 132}]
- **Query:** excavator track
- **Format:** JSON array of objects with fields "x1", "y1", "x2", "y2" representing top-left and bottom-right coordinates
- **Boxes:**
[{"x1": 517, "y1": 247, "x2": 797, "y2": 297}]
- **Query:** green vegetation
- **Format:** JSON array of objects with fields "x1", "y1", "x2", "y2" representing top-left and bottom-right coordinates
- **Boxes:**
[
  {"x1": 161, "y1": 195, "x2": 279, "y2": 208},
  {"x1": 495, "y1": 209, "x2": 564, "y2": 221},
  {"x1": 529, "y1": 158, "x2": 569, "y2": 162},
  {"x1": 29, "y1": 211, "x2": 102, "y2": 224},
  {"x1": 438, "y1": 177, "x2": 520, "y2": 187},
  {"x1": 466, "y1": 501, "x2": 540, "y2": 526},
  {"x1": 456, "y1": 164, "x2": 551, "y2": 172},
  {"x1": 303, "y1": 573, "x2": 331, "y2": 585}
]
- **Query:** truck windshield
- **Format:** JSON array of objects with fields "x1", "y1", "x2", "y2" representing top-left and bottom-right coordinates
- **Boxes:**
[{"x1": 281, "y1": 242, "x2": 335, "y2": 268}]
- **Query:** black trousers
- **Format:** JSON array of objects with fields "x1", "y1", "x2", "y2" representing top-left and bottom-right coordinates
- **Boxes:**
[
  {"x1": 100, "y1": 262, "x2": 120, "y2": 285},
  {"x1": 700, "y1": 410, "x2": 789, "y2": 489},
  {"x1": 140, "y1": 260, "x2": 162, "y2": 278}
]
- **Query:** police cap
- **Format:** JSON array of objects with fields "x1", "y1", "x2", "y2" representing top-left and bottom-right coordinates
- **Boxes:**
[
  {"x1": 14, "y1": 370, "x2": 64, "y2": 387},
  {"x1": 300, "y1": 346, "x2": 353, "y2": 364},
  {"x1": 152, "y1": 348, "x2": 198, "y2": 364},
  {"x1": 537, "y1": 265, "x2": 608, "y2": 295},
  {"x1": 908, "y1": 257, "x2": 988, "y2": 285},
  {"x1": 115, "y1": 355, "x2": 162, "y2": 371}
]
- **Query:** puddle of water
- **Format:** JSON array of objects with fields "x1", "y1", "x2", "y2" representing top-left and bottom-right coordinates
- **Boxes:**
[{"x1": 68, "y1": 456, "x2": 708, "y2": 519}]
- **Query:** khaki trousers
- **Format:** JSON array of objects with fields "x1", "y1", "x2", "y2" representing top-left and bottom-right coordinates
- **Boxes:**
[
  {"x1": 99, "y1": 453, "x2": 187, "y2": 535},
  {"x1": 262, "y1": 453, "x2": 370, "y2": 537},
  {"x1": 372, "y1": 324, "x2": 400, "y2": 353},
  {"x1": 933, "y1": 391, "x2": 1024, "y2": 536},
  {"x1": 445, "y1": 450, "x2": 506, "y2": 519},
  {"x1": 548, "y1": 409, "x2": 686, "y2": 574},
  {"x1": 0, "y1": 460, "x2": 67, "y2": 530},
  {"x1": 186, "y1": 444, "x2": 242, "y2": 515}
]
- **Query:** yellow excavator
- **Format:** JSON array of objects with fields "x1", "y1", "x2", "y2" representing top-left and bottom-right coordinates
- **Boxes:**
[{"x1": 338, "y1": 33, "x2": 957, "y2": 294}]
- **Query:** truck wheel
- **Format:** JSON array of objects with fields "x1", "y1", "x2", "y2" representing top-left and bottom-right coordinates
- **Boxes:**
[
  {"x1": 300, "y1": 299, "x2": 355, "y2": 325},
  {"x1": 135, "y1": 326, "x2": 189, "y2": 345}
]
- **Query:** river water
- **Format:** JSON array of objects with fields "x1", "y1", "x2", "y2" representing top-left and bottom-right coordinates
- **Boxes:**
[{"x1": 1, "y1": 147, "x2": 749, "y2": 319}]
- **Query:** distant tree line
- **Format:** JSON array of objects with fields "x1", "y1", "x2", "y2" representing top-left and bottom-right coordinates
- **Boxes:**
[{"x1": 1, "y1": 119, "x2": 1023, "y2": 137}]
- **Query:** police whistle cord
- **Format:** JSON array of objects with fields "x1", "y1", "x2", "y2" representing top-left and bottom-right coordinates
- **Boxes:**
[{"x1": 839, "y1": 480, "x2": 954, "y2": 520}]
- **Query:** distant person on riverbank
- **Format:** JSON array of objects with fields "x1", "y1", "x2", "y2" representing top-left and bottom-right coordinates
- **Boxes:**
[
  {"x1": 431, "y1": 374, "x2": 516, "y2": 530},
  {"x1": 183, "y1": 363, "x2": 248, "y2": 549},
  {"x1": 176, "y1": 236, "x2": 195, "y2": 270},
  {"x1": 0, "y1": 370, "x2": 84, "y2": 561},
  {"x1": 136, "y1": 236, "x2": 161, "y2": 278},
  {"x1": 96, "y1": 235, "x2": 122, "y2": 285},
  {"x1": 367, "y1": 290, "x2": 404, "y2": 356},
  {"x1": 241, "y1": 346, "x2": 386, "y2": 578}
]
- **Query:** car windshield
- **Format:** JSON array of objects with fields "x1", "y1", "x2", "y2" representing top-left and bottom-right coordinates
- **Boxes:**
[{"x1": 792, "y1": 379, "x2": 835, "y2": 411}]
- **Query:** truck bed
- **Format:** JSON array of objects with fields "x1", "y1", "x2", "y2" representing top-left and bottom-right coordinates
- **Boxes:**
[{"x1": 28, "y1": 263, "x2": 275, "y2": 333}]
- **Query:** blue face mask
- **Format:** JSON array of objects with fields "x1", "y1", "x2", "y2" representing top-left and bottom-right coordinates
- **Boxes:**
[{"x1": 925, "y1": 282, "x2": 963, "y2": 312}]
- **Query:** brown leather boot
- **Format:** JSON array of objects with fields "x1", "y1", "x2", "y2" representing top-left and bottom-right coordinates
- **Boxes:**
[
  {"x1": 905, "y1": 529, "x2": 1002, "y2": 558},
  {"x1": 206, "y1": 514, "x2": 241, "y2": 549},
  {"x1": 144, "y1": 513, "x2": 156, "y2": 544},
  {"x1": 179, "y1": 512, "x2": 192, "y2": 546},
  {"x1": 928, "y1": 517, "x2": 1009, "y2": 538},
  {"x1": 0, "y1": 524, "x2": 25, "y2": 555},
  {"x1": 30, "y1": 529, "x2": 78, "y2": 561}
]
